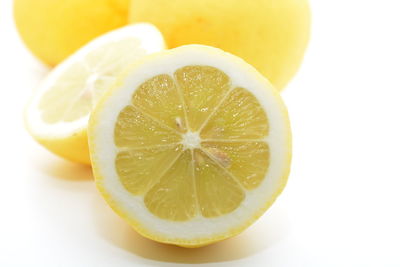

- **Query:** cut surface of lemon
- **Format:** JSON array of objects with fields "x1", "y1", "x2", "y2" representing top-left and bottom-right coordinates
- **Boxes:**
[
  {"x1": 25, "y1": 23, "x2": 165, "y2": 164},
  {"x1": 89, "y1": 45, "x2": 291, "y2": 247}
]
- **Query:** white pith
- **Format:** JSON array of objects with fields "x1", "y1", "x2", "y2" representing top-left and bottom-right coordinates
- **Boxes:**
[
  {"x1": 182, "y1": 131, "x2": 201, "y2": 149},
  {"x1": 25, "y1": 23, "x2": 165, "y2": 138},
  {"x1": 90, "y1": 45, "x2": 291, "y2": 242}
]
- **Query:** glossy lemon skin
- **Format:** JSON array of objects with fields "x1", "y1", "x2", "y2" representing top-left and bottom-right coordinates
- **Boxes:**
[
  {"x1": 27, "y1": 127, "x2": 91, "y2": 165},
  {"x1": 129, "y1": 0, "x2": 311, "y2": 90},
  {"x1": 14, "y1": 0, "x2": 130, "y2": 66}
]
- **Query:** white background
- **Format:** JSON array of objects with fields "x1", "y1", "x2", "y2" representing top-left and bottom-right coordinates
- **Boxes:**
[{"x1": 1, "y1": 0, "x2": 400, "y2": 266}]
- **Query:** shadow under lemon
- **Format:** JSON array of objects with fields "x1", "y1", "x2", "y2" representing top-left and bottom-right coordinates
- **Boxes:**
[
  {"x1": 28, "y1": 147, "x2": 288, "y2": 263},
  {"x1": 91, "y1": 191, "x2": 289, "y2": 264},
  {"x1": 30, "y1": 151, "x2": 93, "y2": 181}
]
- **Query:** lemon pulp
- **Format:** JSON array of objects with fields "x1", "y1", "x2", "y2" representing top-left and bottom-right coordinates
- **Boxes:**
[
  {"x1": 39, "y1": 38, "x2": 146, "y2": 124},
  {"x1": 114, "y1": 65, "x2": 270, "y2": 221}
]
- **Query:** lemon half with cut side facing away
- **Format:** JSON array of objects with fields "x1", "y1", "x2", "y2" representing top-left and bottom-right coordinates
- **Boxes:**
[
  {"x1": 14, "y1": 0, "x2": 131, "y2": 66},
  {"x1": 129, "y1": 0, "x2": 311, "y2": 90},
  {"x1": 24, "y1": 23, "x2": 165, "y2": 164},
  {"x1": 89, "y1": 45, "x2": 292, "y2": 247}
]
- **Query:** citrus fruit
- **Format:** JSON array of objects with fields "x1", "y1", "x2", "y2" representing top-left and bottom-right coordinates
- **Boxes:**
[
  {"x1": 24, "y1": 24, "x2": 165, "y2": 164},
  {"x1": 88, "y1": 45, "x2": 291, "y2": 247},
  {"x1": 14, "y1": 0, "x2": 130, "y2": 66},
  {"x1": 129, "y1": 0, "x2": 311, "y2": 90}
]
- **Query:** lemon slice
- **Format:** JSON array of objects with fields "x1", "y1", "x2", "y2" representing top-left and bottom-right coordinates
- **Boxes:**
[
  {"x1": 24, "y1": 23, "x2": 165, "y2": 164},
  {"x1": 89, "y1": 45, "x2": 291, "y2": 247}
]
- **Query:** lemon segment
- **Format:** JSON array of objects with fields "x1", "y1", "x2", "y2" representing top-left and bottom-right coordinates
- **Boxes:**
[
  {"x1": 144, "y1": 150, "x2": 197, "y2": 221},
  {"x1": 116, "y1": 144, "x2": 184, "y2": 195},
  {"x1": 114, "y1": 105, "x2": 182, "y2": 148},
  {"x1": 201, "y1": 87, "x2": 269, "y2": 140},
  {"x1": 38, "y1": 63, "x2": 89, "y2": 124},
  {"x1": 202, "y1": 142, "x2": 270, "y2": 190},
  {"x1": 194, "y1": 149, "x2": 245, "y2": 218},
  {"x1": 132, "y1": 74, "x2": 187, "y2": 132},
  {"x1": 174, "y1": 66, "x2": 231, "y2": 131}
]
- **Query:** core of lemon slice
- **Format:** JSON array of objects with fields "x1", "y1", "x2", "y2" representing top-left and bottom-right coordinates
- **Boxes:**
[
  {"x1": 89, "y1": 45, "x2": 291, "y2": 247},
  {"x1": 24, "y1": 23, "x2": 165, "y2": 164}
]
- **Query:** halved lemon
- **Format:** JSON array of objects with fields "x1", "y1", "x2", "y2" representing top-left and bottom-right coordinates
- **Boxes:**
[
  {"x1": 89, "y1": 45, "x2": 291, "y2": 247},
  {"x1": 24, "y1": 23, "x2": 165, "y2": 164}
]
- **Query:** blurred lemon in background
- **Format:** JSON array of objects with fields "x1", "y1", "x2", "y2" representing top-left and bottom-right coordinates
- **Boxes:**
[
  {"x1": 14, "y1": 0, "x2": 130, "y2": 66},
  {"x1": 129, "y1": 0, "x2": 311, "y2": 90}
]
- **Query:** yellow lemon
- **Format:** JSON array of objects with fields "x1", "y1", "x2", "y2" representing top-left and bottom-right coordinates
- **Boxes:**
[
  {"x1": 129, "y1": 0, "x2": 311, "y2": 90},
  {"x1": 14, "y1": 0, "x2": 130, "y2": 66},
  {"x1": 25, "y1": 24, "x2": 165, "y2": 164},
  {"x1": 89, "y1": 45, "x2": 291, "y2": 247}
]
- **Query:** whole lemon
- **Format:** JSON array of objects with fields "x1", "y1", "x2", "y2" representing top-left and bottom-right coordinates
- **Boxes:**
[
  {"x1": 14, "y1": 0, "x2": 130, "y2": 66},
  {"x1": 129, "y1": 0, "x2": 310, "y2": 90}
]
